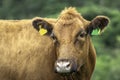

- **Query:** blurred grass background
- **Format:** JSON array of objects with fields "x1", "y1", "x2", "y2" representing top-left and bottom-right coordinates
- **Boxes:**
[{"x1": 0, "y1": 0, "x2": 120, "y2": 80}]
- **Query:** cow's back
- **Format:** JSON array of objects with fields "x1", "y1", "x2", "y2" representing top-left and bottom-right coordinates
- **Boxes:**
[{"x1": 0, "y1": 20, "x2": 60, "y2": 80}]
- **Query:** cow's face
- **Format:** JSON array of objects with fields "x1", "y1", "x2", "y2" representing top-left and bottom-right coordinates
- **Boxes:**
[{"x1": 32, "y1": 8, "x2": 109, "y2": 75}]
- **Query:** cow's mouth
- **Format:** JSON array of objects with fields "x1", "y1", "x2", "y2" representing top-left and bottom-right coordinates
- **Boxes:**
[{"x1": 60, "y1": 72, "x2": 80, "y2": 80}]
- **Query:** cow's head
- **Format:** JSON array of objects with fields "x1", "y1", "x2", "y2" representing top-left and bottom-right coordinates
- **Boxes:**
[{"x1": 32, "y1": 8, "x2": 109, "y2": 76}]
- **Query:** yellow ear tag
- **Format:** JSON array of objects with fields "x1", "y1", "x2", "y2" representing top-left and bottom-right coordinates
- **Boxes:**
[{"x1": 39, "y1": 26, "x2": 47, "y2": 35}]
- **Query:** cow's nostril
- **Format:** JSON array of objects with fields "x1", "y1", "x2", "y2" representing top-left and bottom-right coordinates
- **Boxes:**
[{"x1": 66, "y1": 62, "x2": 71, "y2": 68}]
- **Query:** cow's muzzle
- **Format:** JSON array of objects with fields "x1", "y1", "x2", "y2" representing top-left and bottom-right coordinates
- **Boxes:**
[{"x1": 54, "y1": 59, "x2": 77, "y2": 74}]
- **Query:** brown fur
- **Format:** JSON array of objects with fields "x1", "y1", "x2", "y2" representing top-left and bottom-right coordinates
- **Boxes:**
[{"x1": 0, "y1": 18, "x2": 61, "y2": 80}]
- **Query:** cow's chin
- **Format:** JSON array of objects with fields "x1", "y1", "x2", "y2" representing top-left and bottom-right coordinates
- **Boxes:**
[
  {"x1": 59, "y1": 72, "x2": 80, "y2": 80},
  {"x1": 57, "y1": 66, "x2": 82, "y2": 80}
]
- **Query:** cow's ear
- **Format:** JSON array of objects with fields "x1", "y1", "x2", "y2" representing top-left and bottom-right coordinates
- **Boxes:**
[
  {"x1": 32, "y1": 19, "x2": 53, "y2": 36},
  {"x1": 87, "y1": 16, "x2": 109, "y2": 35}
]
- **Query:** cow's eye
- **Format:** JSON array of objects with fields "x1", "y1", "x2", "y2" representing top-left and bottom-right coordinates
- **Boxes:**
[
  {"x1": 50, "y1": 32, "x2": 57, "y2": 41},
  {"x1": 79, "y1": 31, "x2": 86, "y2": 38}
]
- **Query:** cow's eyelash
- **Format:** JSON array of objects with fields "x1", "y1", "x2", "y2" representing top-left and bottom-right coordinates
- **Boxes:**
[{"x1": 76, "y1": 30, "x2": 86, "y2": 38}]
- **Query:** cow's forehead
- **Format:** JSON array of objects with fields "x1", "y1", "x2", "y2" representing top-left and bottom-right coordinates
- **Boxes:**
[
  {"x1": 54, "y1": 17, "x2": 84, "y2": 32},
  {"x1": 54, "y1": 18, "x2": 85, "y2": 41},
  {"x1": 53, "y1": 8, "x2": 88, "y2": 40}
]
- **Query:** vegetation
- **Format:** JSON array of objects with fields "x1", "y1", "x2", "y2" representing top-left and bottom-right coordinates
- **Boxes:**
[{"x1": 0, "y1": 0, "x2": 119, "y2": 80}]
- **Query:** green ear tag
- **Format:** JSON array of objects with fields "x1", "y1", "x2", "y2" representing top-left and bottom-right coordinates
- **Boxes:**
[
  {"x1": 91, "y1": 28, "x2": 100, "y2": 35},
  {"x1": 39, "y1": 25, "x2": 47, "y2": 36}
]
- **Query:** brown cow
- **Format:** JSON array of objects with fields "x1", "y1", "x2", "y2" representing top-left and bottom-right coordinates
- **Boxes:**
[
  {"x1": 0, "y1": 7, "x2": 109, "y2": 80},
  {"x1": 33, "y1": 7, "x2": 109, "y2": 80}
]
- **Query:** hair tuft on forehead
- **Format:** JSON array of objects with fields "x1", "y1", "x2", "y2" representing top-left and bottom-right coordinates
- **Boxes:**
[{"x1": 59, "y1": 7, "x2": 81, "y2": 20}]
